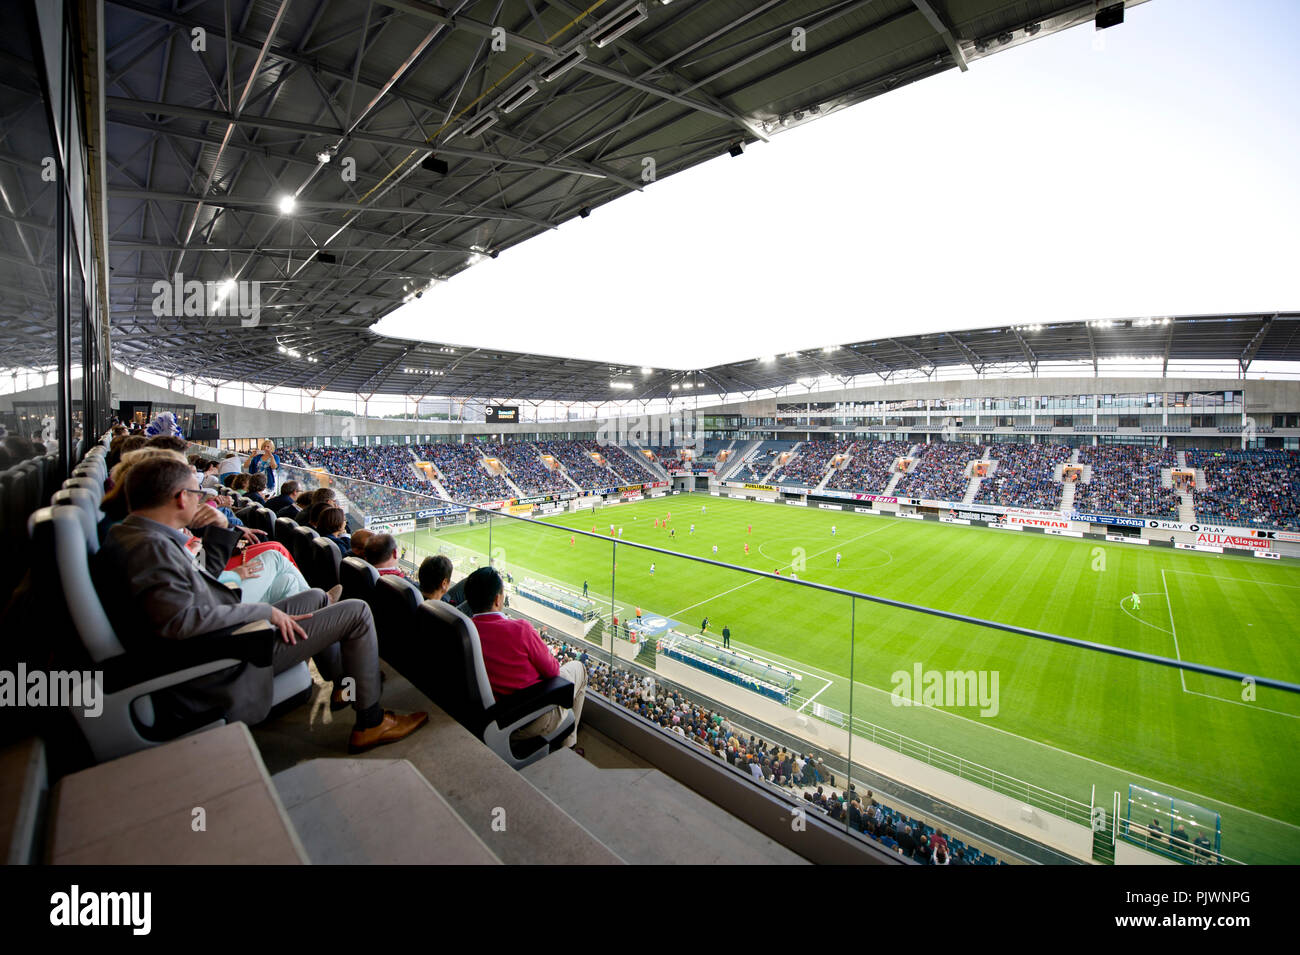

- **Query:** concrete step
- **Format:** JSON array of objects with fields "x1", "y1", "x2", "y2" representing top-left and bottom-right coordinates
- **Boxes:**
[
  {"x1": 252, "y1": 668, "x2": 623, "y2": 865},
  {"x1": 273, "y1": 758, "x2": 499, "y2": 864},
  {"x1": 521, "y1": 748, "x2": 807, "y2": 865}
]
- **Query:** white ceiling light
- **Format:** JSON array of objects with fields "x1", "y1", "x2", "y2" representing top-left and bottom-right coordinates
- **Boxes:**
[
  {"x1": 500, "y1": 80, "x2": 539, "y2": 114},
  {"x1": 277, "y1": 194, "x2": 297, "y2": 215},
  {"x1": 540, "y1": 46, "x2": 587, "y2": 82},
  {"x1": 462, "y1": 111, "x2": 499, "y2": 138},
  {"x1": 592, "y1": 3, "x2": 647, "y2": 48}
]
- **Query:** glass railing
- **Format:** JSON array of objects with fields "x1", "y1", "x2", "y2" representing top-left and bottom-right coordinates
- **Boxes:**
[{"x1": 259, "y1": 463, "x2": 1298, "y2": 866}]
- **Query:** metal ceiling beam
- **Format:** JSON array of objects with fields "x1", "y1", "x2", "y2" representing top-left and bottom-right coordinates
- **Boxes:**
[
  {"x1": 945, "y1": 332, "x2": 985, "y2": 375},
  {"x1": 1239, "y1": 314, "x2": 1275, "y2": 375},
  {"x1": 1010, "y1": 327, "x2": 1038, "y2": 374},
  {"x1": 912, "y1": 0, "x2": 968, "y2": 71}
]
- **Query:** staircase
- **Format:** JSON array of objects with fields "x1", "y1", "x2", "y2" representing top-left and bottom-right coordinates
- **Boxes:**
[
  {"x1": 1069, "y1": 447, "x2": 1080, "y2": 464},
  {"x1": 1059, "y1": 481, "x2": 1076, "y2": 513},
  {"x1": 424, "y1": 469, "x2": 453, "y2": 500},
  {"x1": 616, "y1": 444, "x2": 666, "y2": 481},
  {"x1": 477, "y1": 447, "x2": 523, "y2": 496},
  {"x1": 1160, "y1": 468, "x2": 1173, "y2": 489},
  {"x1": 961, "y1": 474, "x2": 981, "y2": 505},
  {"x1": 1176, "y1": 450, "x2": 1187, "y2": 468},
  {"x1": 763, "y1": 442, "x2": 801, "y2": 484},
  {"x1": 635, "y1": 638, "x2": 657, "y2": 669},
  {"x1": 560, "y1": 467, "x2": 583, "y2": 492},
  {"x1": 884, "y1": 470, "x2": 904, "y2": 495},
  {"x1": 1178, "y1": 492, "x2": 1195, "y2": 524},
  {"x1": 721, "y1": 440, "x2": 762, "y2": 480},
  {"x1": 1091, "y1": 812, "x2": 1116, "y2": 865}
]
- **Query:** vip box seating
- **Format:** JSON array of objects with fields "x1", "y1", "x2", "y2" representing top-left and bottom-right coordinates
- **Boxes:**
[
  {"x1": 770, "y1": 440, "x2": 853, "y2": 486},
  {"x1": 1187, "y1": 449, "x2": 1300, "y2": 531},
  {"x1": 413, "y1": 443, "x2": 514, "y2": 502},
  {"x1": 974, "y1": 443, "x2": 1071, "y2": 511},
  {"x1": 1074, "y1": 445, "x2": 1179, "y2": 519},
  {"x1": 894, "y1": 443, "x2": 986, "y2": 503},
  {"x1": 825, "y1": 440, "x2": 913, "y2": 494}
]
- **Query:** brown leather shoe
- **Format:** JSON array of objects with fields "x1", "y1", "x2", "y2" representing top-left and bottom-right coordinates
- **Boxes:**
[{"x1": 347, "y1": 711, "x2": 429, "y2": 753}]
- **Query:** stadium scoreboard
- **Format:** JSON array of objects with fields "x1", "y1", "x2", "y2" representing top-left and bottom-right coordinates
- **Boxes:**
[{"x1": 486, "y1": 405, "x2": 519, "y2": 423}]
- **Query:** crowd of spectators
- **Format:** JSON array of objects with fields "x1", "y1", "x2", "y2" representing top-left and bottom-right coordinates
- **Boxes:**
[
  {"x1": 298, "y1": 444, "x2": 430, "y2": 495},
  {"x1": 413, "y1": 443, "x2": 514, "y2": 503},
  {"x1": 770, "y1": 440, "x2": 853, "y2": 486},
  {"x1": 825, "y1": 440, "x2": 913, "y2": 494},
  {"x1": 894, "y1": 443, "x2": 986, "y2": 503},
  {"x1": 544, "y1": 636, "x2": 994, "y2": 864},
  {"x1": 974, "y1": 443, "x2": 1071, "y2": 510},
  {"x1": 1074, "y1": 445, "x2": 1178, "y2": 519},
  {"x1": 486, "y1": 441, "x2": 571, "y2": 494},
  {"x1": 1187, "y1": 449, "x2": 1300, "y2": 531},
  {"x1": 537, "y1": 439, "x2": 627, "y2": 489}
]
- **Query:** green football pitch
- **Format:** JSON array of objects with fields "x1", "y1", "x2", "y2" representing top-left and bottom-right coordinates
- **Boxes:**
[{"x1": 398, "y1": 493, "x2": 1300, "y2": 863}]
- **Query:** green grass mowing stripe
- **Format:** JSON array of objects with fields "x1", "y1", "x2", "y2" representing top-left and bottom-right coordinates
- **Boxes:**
[{"x1": 406, "y1": 494, "x2": 1300, "y2": 861}]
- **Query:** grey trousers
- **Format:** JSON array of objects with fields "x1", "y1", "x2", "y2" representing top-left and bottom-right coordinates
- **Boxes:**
[
  {"x1": 270, "y1": 591, "x2": 382, "y2": 712},
  {"x1": 512, "y1": 660, "x2": 588, "y2": 750}
]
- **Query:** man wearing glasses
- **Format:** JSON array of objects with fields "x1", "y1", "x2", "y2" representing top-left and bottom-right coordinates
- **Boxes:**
[{"x1": 95, "y1": 456, "x2": 427, "y2": 752}]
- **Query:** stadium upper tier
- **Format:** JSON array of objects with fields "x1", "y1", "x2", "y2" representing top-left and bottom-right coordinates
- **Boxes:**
[{"x1": 297, "y1": 438, "x2": 1300, "y2": 531}]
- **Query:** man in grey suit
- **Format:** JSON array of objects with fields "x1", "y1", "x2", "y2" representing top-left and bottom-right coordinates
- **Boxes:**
[{"x1": 94, "y1": 456, "x2": 427, "y2": 753}]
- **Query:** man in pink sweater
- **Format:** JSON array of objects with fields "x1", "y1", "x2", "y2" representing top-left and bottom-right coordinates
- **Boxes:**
[{"x1": 464, "y1": 567, "x2": 587, "y2": 753}]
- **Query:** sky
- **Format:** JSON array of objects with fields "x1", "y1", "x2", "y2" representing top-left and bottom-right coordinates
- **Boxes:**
[{"x1": 373, "y1": 0, "x2": 1300, "y2": 372}]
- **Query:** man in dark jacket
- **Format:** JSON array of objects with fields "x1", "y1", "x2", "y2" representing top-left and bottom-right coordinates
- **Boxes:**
[
  {"x1": 265, "y1": 480, "x2": 300, "y2": 514},
  {"x1": 93, "y1": 456, "x2": 427, "y2": 752}
]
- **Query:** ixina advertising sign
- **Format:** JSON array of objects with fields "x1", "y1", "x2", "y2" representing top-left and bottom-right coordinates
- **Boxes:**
[
  {"x1": 1197, "y1": 533, "x2": 1271, "y2": 551},
  {"x1": 744, "y1": 483, "x2": 775, "y2": 492}
]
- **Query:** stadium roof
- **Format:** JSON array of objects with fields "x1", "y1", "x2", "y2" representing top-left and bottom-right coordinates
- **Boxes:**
[
  {"x1": 63, "y1": 0, "x2": 1181, "y2": 397},
  {"x1": 138, "y1": 311, "x2": 1300, "y2": 401}
]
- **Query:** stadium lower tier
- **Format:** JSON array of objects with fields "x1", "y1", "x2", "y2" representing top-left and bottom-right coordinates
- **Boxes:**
[{"x1": 298, "y1": 440, "x2": 1300, "y2": 530}]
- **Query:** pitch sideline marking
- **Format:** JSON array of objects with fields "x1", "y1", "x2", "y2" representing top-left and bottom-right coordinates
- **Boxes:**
[{"x1": 1161, "y1": 569, "x2": 1188, "y2": 693}]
